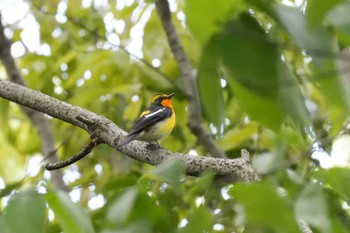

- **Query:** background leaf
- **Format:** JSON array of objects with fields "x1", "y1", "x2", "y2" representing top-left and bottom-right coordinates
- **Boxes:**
[
  {"x1": 2, "y1": 0, "x2": 350, "y2": 232},
  {"x1": 0, "y1": 192, "x2": 47, "y2": 233},
  {"x1": 45, "y1": 191, "x2": 95, "y2": 233},
  {"x1": 149, "y1": 157, "x2": 185, "y2": 189},
  {"x1": 178, "y1": 206, "x2": 213, "y2": 233},
  {"x1": 313, "y1": 167, "x2": 350, "y2": 201},
  {"x1": 295, "y1": 183, "x2": 331, "y2": 233},
  {"x1": 216, "y1": 14, "x2": 310, "y2": 131},
  {"x1": 230, "y1": 182, "x2": 301, "y2": 232},
  {"x1": 327, "y1": 2, "x2": 350, "y2": 44},
  {"x1": 185, "y1": 0, "x2": 245, "y2": 45},
  {"x1": 106, "y1": 187, "x2": 138, "y2": 226},
  {"x1": 275, "y1": 5, "x2": 350, "y2": 113},
  {"x1": 198, "y1": 39, "x2": 225, "y2": 136},
  {"x1": 306, "y1": 0, "x2": 345, "y2": 28}
]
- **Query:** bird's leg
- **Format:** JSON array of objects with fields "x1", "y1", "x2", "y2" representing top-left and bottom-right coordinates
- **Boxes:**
[{"x1": 146, "y1": 141, "x2": 163, "y2": 150}]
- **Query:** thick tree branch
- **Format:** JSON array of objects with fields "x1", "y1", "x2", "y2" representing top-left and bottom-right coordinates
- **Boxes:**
[
  {"x1": 0, "y1": 79, "x2": 259, "y2": 182},
  {"x1": 0, "y1": 16, "x2": 66, "y2": 191},
  {"x1": 155, "y1": 0, "x2": 227, "y2": 158}
]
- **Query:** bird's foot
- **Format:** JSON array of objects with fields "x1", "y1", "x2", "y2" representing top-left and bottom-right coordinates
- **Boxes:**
[{"x1": 146, "y1": 141, "x2": 163, "y2": 150}]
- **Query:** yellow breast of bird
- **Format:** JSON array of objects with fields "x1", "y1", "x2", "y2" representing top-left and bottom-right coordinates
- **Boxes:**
[{"x1": 138, "y1": 113, "x2": 175, "y2": 142}]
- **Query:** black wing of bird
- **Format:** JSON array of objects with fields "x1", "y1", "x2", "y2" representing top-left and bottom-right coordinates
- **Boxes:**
[
  {"x1": 118, "y1": 106, "x2": 173, "y2": 146},
  {"x1": 128, "y1": 106, "x2": 172, "y2": 136}
]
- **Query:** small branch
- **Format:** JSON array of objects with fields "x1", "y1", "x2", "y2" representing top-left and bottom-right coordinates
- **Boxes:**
[
  {"x1": 155, "y1": 0, "x2": 227, "y2": 158},
  {"x1": 241, "y1": 149, "x2": 250, "y2": 161},
  {"x1": 45, "y1": 138, "x2": 100, "y2": 170},
  {"x1": 0, "y1": 79, "x2": 259, "y2": 182}
]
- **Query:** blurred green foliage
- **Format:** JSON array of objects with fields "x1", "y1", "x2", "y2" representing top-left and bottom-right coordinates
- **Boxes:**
[{"x1": 1, "y1": 0, "x2": 350, "y2": 232}]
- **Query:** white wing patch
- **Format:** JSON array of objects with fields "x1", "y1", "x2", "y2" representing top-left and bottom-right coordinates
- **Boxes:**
[{"x1": 144, "y1": 108, "x2": 166, "y2": 118}]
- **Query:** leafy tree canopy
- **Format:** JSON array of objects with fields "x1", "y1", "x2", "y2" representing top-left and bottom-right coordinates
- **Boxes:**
[{"x1": 1, "y1": 0, "x2": 350, "y2": 232}]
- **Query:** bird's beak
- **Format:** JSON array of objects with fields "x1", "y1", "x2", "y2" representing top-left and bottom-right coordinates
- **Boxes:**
[{"x1": 167, "y1": 93, "x2": 175, "y2": 99}]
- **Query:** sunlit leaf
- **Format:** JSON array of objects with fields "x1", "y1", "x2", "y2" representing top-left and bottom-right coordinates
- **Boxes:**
[
  {"x1": 139, "y1": 63, "x2": 174, "y2": 90},
  {"x1": 55, "y1": 50, "x2": 78, "y2": 71},
  {"x1": 0, "y1": 131, "x2": 27, "y2": 182},
  {"x1": 122, "y1": 98, "x2": 144, "y2": 123},
  {"x1": 63, "y1": 50, "x2": 115, "y2": 89},
  {"x1": 218, "y1": 121, "x2": 259, "y2": 150},
  {"x1": 185, "y1": 0, "x2": 245, "y2": 45},
  {"x1": 0, "y1": 99, "x2": 9, "y2": 135},
  {"x1": 313, "y1": 167, "x2": 350, "y2": 201}
]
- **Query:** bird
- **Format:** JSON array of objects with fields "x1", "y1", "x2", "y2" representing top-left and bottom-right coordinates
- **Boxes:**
[{"x1": 118, "y1": 93, "x2": 175, "y2": 147}]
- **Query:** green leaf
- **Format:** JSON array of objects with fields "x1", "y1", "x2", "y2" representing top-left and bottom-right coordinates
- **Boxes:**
[
  {"x1": 45, "y1": 191, "x2": 95, "y2": 233},
  {"x1": 0, "y1": 192, "x2": 47, "y2": 233},
  {"x1": 217, "y1": 14, "x2": 309, "y2": 131},
  {"x1": 101, "y1": 221, "x2": 151, "y2": 233},
  {"x1": 313, "y1": 167, "x2": 350, "y2": 201},
  {"x1": 275, "y1": 5, "x2": 350, "y2": 113},
  {"x1": 306, "y1": 0, "x2": 345, "y2": 29},
  {"x1": 295, "y1": 183, "x2": 331, "y2": 233},
  {"x1": 0, "y1": 99, "x2": 9, "y2": 135},
  {"x1": 139, "y1": 63, "x2": 174, "y2": 90},
  {"x1": 327, "y1": 2, "x2": 350, "y2": 45},
  {"x1": 54, "y1": 50, "x2": 77, "y2": 71},
  {"x1": 230, "y1": 182, "x2": 300, "y2": 232},
  {"x1": 150, "y1": 157, "x2": 185, "y2": 189},
  {"x1": 62, "y1": 50, "x2": 115, "y2": 90},
  {"x1": 185, "y1": 0, "x2": 245, "y2": 45},
  {"x1": 185, "y1": 172, "x2": 215, "y2": 202},
  {"x1": 198, "y1": 39, "x2": 225, "y2": 136},
  {"x1": 107, "y1": 187, "x2": 138, "y2": 226},
  {"x1": 178, "y1": 206, "x2": 213, "y2": 233},
  {"x1": 275, "y1": 5, "x2": 333, "y2": 53},
  {"x1": 127, "y1": 189, "x2": 174, "y2": 233},
  {"x1": 218, "y1": 121, "x2": 259, "y2": 150},
  {"x1": 252, "y1": 152, "x2": 284, "y2": 174}
]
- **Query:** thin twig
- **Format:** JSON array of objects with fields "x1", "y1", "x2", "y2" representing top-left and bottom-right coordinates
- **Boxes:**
[{"x1": 45, "y1": 138, "x2": 101, "y2": 170}]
